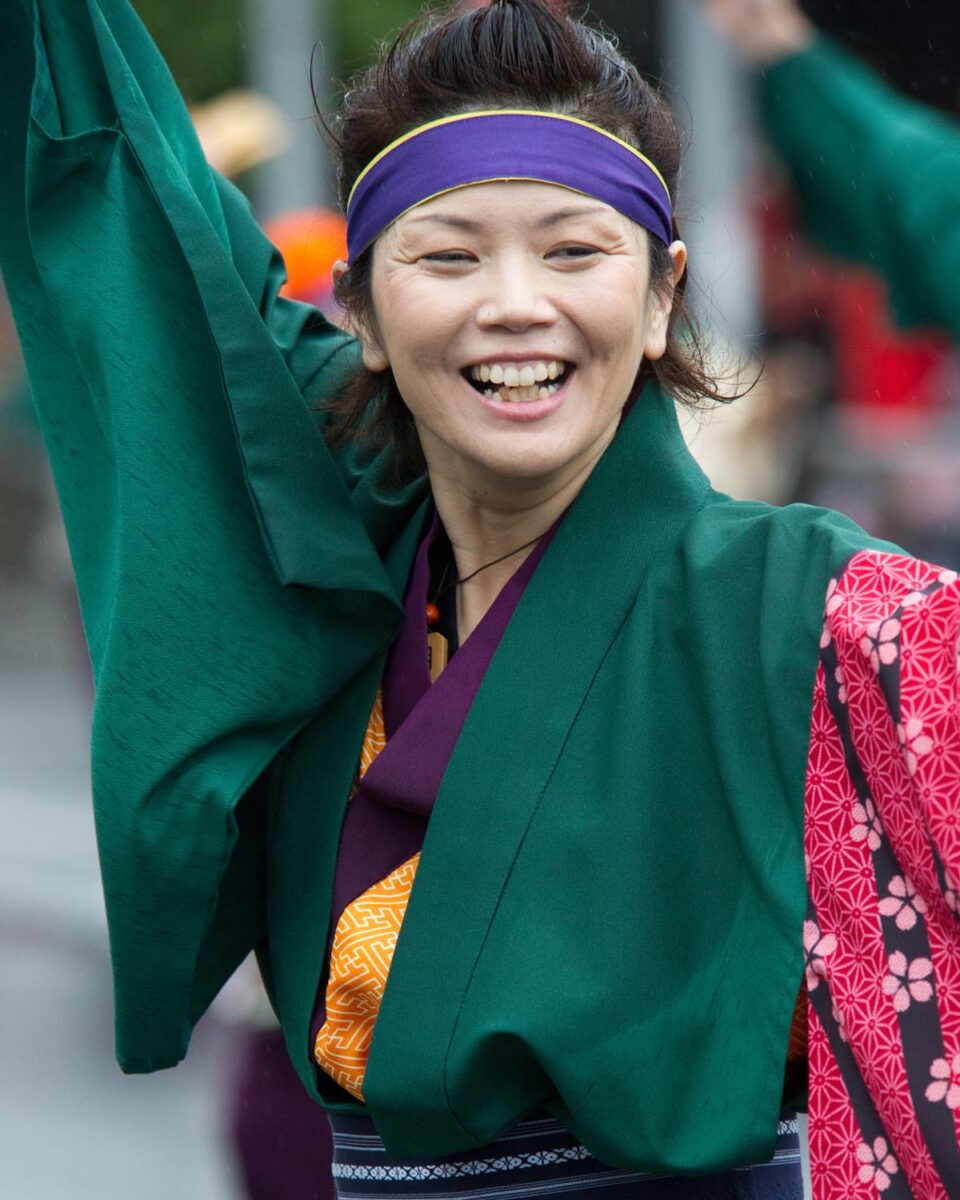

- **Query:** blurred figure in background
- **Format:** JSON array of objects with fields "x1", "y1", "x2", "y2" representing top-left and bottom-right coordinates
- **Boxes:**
[
  {"x1": 190, "y1": 89, "x2": 292, "y2": 181},
  {"x1": 702, "y1": 0, "x2": 960, "y2": 563}
]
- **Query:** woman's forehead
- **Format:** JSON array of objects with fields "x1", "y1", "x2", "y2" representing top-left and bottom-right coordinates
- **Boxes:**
[{"x1": 395, "y1": 180, "x2": 633, "y2": 235}]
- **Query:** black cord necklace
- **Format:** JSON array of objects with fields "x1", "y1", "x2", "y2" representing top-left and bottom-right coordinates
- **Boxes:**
[
  {"x1": 425, "y1": 532, "x2": 545, "y2": 682},
  {"x1": 435, "y1": 532, "x2": 545, "y2": 599}
]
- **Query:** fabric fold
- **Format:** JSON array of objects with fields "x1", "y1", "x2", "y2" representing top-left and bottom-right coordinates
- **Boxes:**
[{"x1": 1, "y1": 0, "x2": 414, "y2": 1071}]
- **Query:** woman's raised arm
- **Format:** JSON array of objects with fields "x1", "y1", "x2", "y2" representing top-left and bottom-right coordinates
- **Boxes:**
[{"x1": 0, "y1": 0, "x2": 402, "y2": 1073}]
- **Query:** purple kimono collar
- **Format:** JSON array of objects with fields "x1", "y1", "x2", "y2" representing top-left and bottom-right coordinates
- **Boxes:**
[
  {"x1": 368, "y1": 509, "x2": 557, "y2": 814},
  {"x1": 325, "y1": 507, "x2": 560, "y2": 946}
]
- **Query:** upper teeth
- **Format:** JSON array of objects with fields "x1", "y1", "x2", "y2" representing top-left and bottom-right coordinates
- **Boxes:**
[{"x1": 470, "y1": 361, "x2": 566, "y2": 387}]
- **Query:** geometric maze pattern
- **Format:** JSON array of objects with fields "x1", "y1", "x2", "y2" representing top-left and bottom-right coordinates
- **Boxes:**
[
  {"x1": 313, "y1": 853, "x2": 420, "y2": 1100},
  {"x1": 314, "y1": 687, "x2": 420, "y2": 1100}
]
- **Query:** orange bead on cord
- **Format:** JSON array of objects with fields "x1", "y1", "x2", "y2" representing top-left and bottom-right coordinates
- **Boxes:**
[{"x1": 425, "y1": 602, "x2": 441, "y2": 628}]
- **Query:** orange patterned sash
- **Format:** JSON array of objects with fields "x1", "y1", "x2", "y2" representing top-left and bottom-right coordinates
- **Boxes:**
[{"x1": 313, "y1": 689, "x2": 419, "y2": 1101}]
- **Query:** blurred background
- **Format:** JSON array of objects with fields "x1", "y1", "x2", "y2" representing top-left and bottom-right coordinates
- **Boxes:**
[{"x1": 1, "y1": 0, "x2": 959, "y2": 1196}]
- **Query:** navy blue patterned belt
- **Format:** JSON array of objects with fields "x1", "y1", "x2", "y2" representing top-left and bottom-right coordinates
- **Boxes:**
[{"x1": 328, "y1": 1110, "x2": 803, "y2": 1199}]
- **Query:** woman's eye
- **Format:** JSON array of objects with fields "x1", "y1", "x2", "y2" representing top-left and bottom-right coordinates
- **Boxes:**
[
  {"x1": 550, "y1": 245, "x2": 600, "y2": 261},
  {"x1": 421, "y1": 251, "x2": 476, "y2": 264}
]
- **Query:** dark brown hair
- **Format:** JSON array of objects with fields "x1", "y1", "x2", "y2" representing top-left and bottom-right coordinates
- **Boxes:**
[{"x1": 317, "y1": 0, "x2": 733, "y2": 479}]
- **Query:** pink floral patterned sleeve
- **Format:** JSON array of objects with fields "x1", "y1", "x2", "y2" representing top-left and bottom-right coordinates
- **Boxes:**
[{"x1": 805, "y1": 550, "x2": 960, "y2": 1198}]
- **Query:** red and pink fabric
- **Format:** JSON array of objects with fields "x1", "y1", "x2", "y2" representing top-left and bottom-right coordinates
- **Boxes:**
[{"x1": 807, "y1": 551, "x2": 960, "y2": 1197}]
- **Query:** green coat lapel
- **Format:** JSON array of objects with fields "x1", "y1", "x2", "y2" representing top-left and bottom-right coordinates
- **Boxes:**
[
  {"x1": 269, "y1": 495, "x2": 432, "y2": 1094},
  {"x1": 363, "y1": 385, "x2": 712, "y2": 1145}
]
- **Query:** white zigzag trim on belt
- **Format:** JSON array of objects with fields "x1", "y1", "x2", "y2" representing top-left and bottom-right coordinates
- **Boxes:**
[
  {"x1": 332, "y1": 1145, "x2": 595, "y2": 1181},
  {"x1": 332, "y1": 1144, "x2": 801, "y2": 1185}
]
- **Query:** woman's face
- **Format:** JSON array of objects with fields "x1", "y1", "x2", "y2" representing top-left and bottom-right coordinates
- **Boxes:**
[{"x1": 356, "y1": 181, "x2": 685, "y2": 494}]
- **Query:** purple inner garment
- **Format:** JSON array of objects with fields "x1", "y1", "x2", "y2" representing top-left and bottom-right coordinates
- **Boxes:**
[
  {"x1": 330, "y1": 508, "x2": 557, "y2": 918},
  {"x1": 312, "y1": 509, "x2": 559, "y2": 1040},
  {"x1": 346, "y1": 112, "x2": 673, "y2": 261}
]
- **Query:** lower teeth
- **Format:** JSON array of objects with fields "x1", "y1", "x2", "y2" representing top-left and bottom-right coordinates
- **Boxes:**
[{"x1": 482, "y1": 380, "x2": 563, "y2": 402}]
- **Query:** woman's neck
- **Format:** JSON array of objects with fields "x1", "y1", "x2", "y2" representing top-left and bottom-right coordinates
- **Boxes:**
[{"x1": 427, "y1": 452, "x2": 604, "y2": 643}]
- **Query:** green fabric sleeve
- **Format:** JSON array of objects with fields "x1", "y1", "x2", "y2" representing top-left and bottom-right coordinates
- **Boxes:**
[
  {"x1": 0, "y1": 0, "x2": 403, "y2": 1071},
  {"x1": 759, "y1": 37, "x2": 960, "y2": 337}
]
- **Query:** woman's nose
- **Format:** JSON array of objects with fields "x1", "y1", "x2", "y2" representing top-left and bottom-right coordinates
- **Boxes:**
[{"x1": 474, "y1": 259, "x2": 557, "y2": 331}]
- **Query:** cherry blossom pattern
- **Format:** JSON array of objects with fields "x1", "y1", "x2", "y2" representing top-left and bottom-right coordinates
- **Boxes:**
[
  {"x1": 807, "y1": 550, "x2": 960, "y2": 1198},
  {"x1": 925, "y1": 1053, "x2": 960, "y2": 1108},
  {"x1": 830, "y1": 996, "x2": 849, "y2": 1043},
  {"x1": 881, "y1": 952, "x2": 934, "y2": 1012},
  {"x1": 896, "y1": 718, "x2": 934, "y2": 777},
  {"x1": 877, "y1": 875, "x2": 928, "y2": 931},
  {"x1": 821, "y1": 578, "x2": 844, "y2": 649},
  {"x1": 856, "y1": 1138, "x2": 899, "y2": 1192},
  {"x1": 944, "y1": 869, "x2": 959, "y2": 915},
  {"x1": 859, "y1": 617, "x2": 901, "y2": 674},
  {"x1": 804, "y1": 919, "x2": 837, "y2": 990},
  {"x1": 850, "y1": 796, "x2": 883, "y2": 852},
  {"x1": 834, "y1": 665, "x2": 847, "y2": 705}
]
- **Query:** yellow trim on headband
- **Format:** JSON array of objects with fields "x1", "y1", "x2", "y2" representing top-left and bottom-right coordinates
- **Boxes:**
[{"x1": 346, "y1": 109, "x2": 671, "y2": 211}]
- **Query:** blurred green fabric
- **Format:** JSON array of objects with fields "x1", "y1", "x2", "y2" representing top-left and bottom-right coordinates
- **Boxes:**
[{"x1": 761, "y1": 37, "x2": 960, "y2": 338}]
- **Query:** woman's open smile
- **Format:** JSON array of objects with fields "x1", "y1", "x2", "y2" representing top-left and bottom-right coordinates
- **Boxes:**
[
  {"x1": 464, "y1": 355, "x2": 570, "y2": 405},
  {"x1": 463, "y1": 354, "x2": 573, "y2": 421}
]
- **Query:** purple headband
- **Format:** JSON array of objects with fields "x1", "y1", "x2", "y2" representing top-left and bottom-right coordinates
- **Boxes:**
[{"x1": 345, "y1": 110, "x2": 673, "y2": 262}]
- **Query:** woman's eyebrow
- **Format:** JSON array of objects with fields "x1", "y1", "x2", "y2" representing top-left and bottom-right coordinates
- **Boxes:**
[
  {"x1": 539, "y1": 203, "x2": 611, "y2": 225},
  {"x1": 406, "y1": 203, "x2": 614, "y2": 233},
  {"x1": 406, "y1": 213, "x2": 482, "y2": 232}
]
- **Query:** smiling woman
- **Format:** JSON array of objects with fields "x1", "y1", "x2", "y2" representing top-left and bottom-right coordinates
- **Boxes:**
[
  {"x1": 350, "y1": 179, "x2": 684, "y2": 633},
  {"x1": 320, "y1": 0, "x2": 704, "y2": 638},
  {"x1": 4, "y1": 0, "x2": 960, "y2": 1198},
  {"x1": 325, "y1": 3, "x2": 723, "y2": 486}
]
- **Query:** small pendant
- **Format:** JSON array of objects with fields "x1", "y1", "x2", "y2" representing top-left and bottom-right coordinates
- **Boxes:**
[{"x1": 427, "y1": 631, "x2": 449, "y2": 683}]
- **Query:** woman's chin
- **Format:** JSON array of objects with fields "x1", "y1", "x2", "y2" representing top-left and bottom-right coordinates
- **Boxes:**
[{"x1": 451, "y1": 435, "x2": 607, "y2": 493}]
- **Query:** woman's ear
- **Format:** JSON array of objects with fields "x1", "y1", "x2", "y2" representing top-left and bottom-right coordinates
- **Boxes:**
[
  {"x1": 332, "y1": 259, "x2": 390, "y2": 372},
  {"x1": 641, "y1": 240, "x2": 687, "y2": 362}
]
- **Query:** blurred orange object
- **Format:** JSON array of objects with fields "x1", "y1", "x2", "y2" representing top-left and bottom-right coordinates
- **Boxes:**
[{"x1": 262, "y1": 208, "x2": 348, "y2": 316}]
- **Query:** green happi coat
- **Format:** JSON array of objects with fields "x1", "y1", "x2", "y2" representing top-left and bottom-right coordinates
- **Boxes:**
[{"x1": 0, "y1": 0, "x2": 905, "y2": 1174}]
